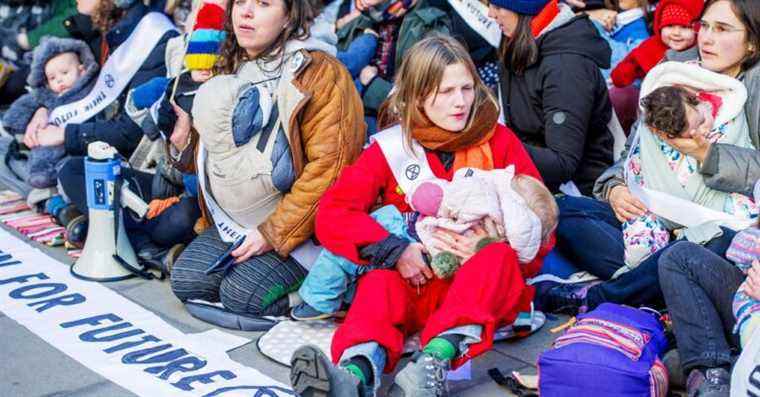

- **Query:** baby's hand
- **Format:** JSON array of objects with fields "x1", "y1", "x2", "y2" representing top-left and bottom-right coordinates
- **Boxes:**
[{"x1": 190, "y1": 69, "x2": 213, "y2": 83}]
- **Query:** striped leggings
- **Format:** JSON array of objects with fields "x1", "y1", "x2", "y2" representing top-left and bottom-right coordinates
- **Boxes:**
[{"x1": 170, "y1": 228, "x2": 307, "y2": 316}]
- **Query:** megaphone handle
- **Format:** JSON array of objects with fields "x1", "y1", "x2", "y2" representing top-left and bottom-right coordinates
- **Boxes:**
[{"x1": 112, "y1": 177, "x2": 154, "y2": 280}]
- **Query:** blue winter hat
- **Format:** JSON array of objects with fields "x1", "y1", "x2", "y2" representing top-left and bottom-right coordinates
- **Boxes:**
[{"x1": 489, "y1": 0, "x2": 552, "y2": 15}]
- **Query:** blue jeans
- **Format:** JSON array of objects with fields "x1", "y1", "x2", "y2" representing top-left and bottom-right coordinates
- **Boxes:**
[
  {"x1": 337, "y1": 34, "x2": 378, "y2": 97},
  {"x1": 556, "y1": 196, "x2": 737, "y2": 310},
  {"x1": 298, "y1": 205, "x2": 413, "y2": 313},
  {"x1": 659, "y1": 241, "x2": 745, "y2": 374}
]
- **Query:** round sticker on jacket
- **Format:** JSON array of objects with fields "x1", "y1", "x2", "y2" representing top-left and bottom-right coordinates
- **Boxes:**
[
  {"x1": 405, "y1": 164, "x2": 421, "y2": 180},
  {"x1": 552, "y1": 112, "x2": 566, "y2": 125}
]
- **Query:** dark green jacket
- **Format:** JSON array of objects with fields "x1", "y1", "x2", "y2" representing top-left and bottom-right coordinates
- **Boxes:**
[
  {"x1": 27, "y1": 0, "x2": 77, "y2": 47},
  {"x1": 337, "y1": 0, "x2": 451, "y2": 114}
]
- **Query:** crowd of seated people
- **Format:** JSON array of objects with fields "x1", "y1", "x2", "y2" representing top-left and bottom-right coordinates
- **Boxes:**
[{"x1": 2, "y1": 0, "x2": 760, "y2": 396}]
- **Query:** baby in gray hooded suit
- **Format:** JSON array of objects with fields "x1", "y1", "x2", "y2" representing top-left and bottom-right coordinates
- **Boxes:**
[{"x1": 2, "y1": 37, "x2": 99, "y2": 189}]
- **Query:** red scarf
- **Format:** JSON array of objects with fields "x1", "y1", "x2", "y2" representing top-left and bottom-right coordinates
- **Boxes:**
[{"x1": 530, "y1": 0, "x2": 560, "y2": 37}]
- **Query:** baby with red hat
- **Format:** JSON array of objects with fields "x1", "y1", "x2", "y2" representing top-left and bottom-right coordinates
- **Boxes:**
[{"x1": 611, "y1": 0, "x2": 705, "y2": 88}]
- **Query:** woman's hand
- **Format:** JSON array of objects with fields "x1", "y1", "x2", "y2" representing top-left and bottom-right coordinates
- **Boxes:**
[
  {"x1": 170, "y1": 103, "x2": 192, "y2": 151},
  {"x1": 659, "y1": 129, "x2": 713, "y2": 163},
  {"x1": 35, "y1": 125, "x2": 65, "y2": 147},
  {"x1": 586, "y1": 9, "x2": 618, "y2": 31},
  {"x1": 359, "y1": 66, "x2": 378, "y2": 86},
  {"x1": 432, "y1": 225, "x2": 490, "y2": 263},
  {"x1": 608, "y1": 184, "x2": 648, "y2": 222},
  {"x1": 355, "y1": 0, "x2": 386, "y2": 11},
  {"x1": 231, "y1": 229, "x2": 274, "y2": 263},
  {"x1": 337, "y1": 9, "x2": 361, "y2": 30},
  {"x1": 16, "y1": 32, "x2": 30, "y2": 50},
  {"x1": 24, "y1": 107, "x2": 49, "y2": 148},
  {"x1": 396, "y1": 243, "x2": 433, "y2": 287}
]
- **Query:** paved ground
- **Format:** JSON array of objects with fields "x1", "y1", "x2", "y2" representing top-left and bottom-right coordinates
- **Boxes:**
[{"x1": 0, "y1": 220, "x2": 563, "y2": 397}]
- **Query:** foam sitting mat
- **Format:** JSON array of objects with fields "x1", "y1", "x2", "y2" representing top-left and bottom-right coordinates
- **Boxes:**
[
  {"x1": 0, "y1": 210, "x2": 36, "y2": 222},
  {"x1": 0, "y1": 190, "x2": 23, "y2": 202},
  {"x1": 257, "y1": 311, "x2": 546, "y2": 367},
  {"x1": 0, "y1": 190, "x2": 67, "y2": 249},
  {"x1": 0, "y1": 202, "x2": 30, "y2": 215}
]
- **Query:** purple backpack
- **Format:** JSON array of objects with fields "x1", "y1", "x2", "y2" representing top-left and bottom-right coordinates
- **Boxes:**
[{"x1": 538, "y1": 303, "x2": 669, "y2": 397}]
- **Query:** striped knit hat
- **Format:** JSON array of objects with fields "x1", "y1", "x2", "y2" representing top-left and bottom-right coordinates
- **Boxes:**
[
  {"x1": 727, "y1": 227, "x2": 760, "y2": 270},
  {"x1": 184, "y1": 2, "x2": 226, "y2": 71}
]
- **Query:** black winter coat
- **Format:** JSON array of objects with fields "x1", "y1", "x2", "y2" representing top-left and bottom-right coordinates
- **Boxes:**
[
  {"x1": 499, "y1": 15, "x2": 614, "y2": 195},
  {"x1": 62, "y1": 2, "x2": 178, "y2": 156}
]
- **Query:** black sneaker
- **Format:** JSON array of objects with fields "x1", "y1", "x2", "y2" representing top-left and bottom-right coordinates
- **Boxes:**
[
  {"x1": 533, "y1": 281, "x2": 588, "y2": 315},
  {"x1": 65, "y1": 215, "x2": 88, "y2": 249},
  {"x1": 686, "y1": 368, "x2": 730, "y2": 397},
  {"x1": 138, "y1": 243, "x2": 185, "y2": 279},
  {"x1": 290, "y1": 345, "x2": 362, "y2": 397},
  {"x1": 56, "y1": 204, "x2": 82, "y2": 228}
]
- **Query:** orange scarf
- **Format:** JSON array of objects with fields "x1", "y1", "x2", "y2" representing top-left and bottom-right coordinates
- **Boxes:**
[
  {"x1": 412, "y1": 100, "x2": 498, "y2": 172},
  {"x1": 530, "y1": 0, "x2": 560, "y2": 37}
]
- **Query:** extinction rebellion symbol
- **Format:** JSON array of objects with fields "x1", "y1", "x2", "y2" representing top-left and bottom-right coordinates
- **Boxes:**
[
  {"x1": 405, "y1": 164, "x2": 420, "y2": 180},
  {"x1": 104, "y1": 74, "x2": 115, "y2": 88}
]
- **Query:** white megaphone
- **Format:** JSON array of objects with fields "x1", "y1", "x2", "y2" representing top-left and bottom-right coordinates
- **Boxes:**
[{"x1": 71, "y1": 142, "x2": 151, "y2": 282}]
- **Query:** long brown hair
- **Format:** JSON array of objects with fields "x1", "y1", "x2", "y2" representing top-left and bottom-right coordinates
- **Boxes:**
[
  {"x1": 91, "y1": 0, "x2": 126, "y2": 33},
  {"x1": 498, "y1": 15, "x2": 539, "y2": 75},
  {"x1": 379, "y1": 34, "x2": 499, "y2": 149},
  {"x1": 214, "y1": 0, "x2": 318, "y2": 75}
]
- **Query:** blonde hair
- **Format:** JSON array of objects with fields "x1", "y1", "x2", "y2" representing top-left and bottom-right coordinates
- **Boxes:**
[
  {"x1": 512, "y1": 175, "x2": 559, "y2": 243},
  {"x1": 378, "y1": 34, "x2": 498, "y2": 150}
]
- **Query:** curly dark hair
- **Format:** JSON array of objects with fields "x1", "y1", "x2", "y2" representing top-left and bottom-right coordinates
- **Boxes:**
[
  {"x1": 213, "y1": 0, "x2": 318, "y2": 75},
  {"x1": 641, "y1": 86, "x2": 700, "y2": 138},
  {"x1": 91, "y1": 0, "x2": 126, "y2": 33}
]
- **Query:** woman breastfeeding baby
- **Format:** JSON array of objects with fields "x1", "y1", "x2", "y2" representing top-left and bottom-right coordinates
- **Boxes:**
[
  {"x1": 289, "y1": 34, "x2": 556, "y2": 397},
  {"x1": 548, "y1": 57, "x2": 759, "y2": 317},
  {"x1": 621, "y1": 61, "x2": 757, "y2": 272}
]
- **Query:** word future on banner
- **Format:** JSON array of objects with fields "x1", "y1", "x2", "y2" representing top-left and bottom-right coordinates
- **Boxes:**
[{"x1": 0, "y1": 228, "x2": 294, "y2": 396}]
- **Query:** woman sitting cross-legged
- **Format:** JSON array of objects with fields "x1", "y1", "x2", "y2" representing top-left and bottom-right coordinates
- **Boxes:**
[
  {"x1": 169, "y1": 0, "x2": 365, "y2": 319},
  {"x1": 289, "y1": 34, "x2": 554, "y2": 397}
]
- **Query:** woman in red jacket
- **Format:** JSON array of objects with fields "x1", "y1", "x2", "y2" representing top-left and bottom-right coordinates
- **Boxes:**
[{"x1": 289, "y1": 35, "x2": 554, "y2": 397}]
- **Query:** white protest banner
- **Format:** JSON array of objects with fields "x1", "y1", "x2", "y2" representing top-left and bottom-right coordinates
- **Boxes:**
[
  {"x1": 0, "y1": 228, "x2": 295, "y2": 396},
  {"x1": 448, "y1": 0, "x2": 502, "y2": 48}
]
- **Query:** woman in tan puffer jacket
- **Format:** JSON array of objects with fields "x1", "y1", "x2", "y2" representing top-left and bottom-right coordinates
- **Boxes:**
[{"x1": 170, "y1": 0, "x2": 365, "y2": 321}]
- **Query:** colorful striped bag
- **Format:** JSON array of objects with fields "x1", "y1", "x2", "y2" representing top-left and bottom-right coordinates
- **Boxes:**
[{"x1": 538, "y1": 303, "x2": 669, "y2": 396}]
